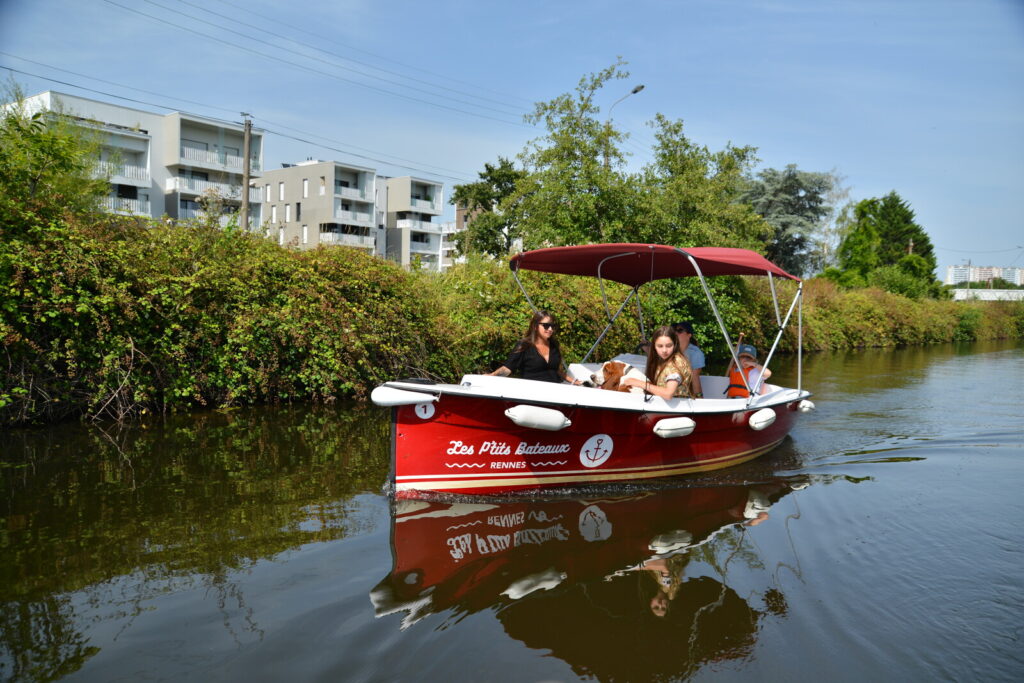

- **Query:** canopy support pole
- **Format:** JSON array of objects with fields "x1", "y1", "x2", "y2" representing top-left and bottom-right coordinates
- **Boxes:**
[
  {"x1": 581, "y1": 287, "x2": 638, "y2": 364},
  {"x1": 768, "y1": 273, "x2": 782, "y2": 327},
  {"x1": 684, "y1": 253, "x2": 753, "y2": 396},
  {"x1": 750, "y1": 281, "x2": 803, "y2": 399},
  {"x1": 510, "y1": 266, "x2": 539, "y2": 315}
]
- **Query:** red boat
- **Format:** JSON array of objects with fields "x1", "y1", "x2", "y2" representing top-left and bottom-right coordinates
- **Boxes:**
[
  {"x1": 369, "y1": 480, "x2": 804, "y2": 635},
  {"x1": 372, "y1": 244, "x2": 815, "y2": 497}
]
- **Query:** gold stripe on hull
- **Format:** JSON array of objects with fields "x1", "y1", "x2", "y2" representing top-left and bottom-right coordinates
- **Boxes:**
[{"x1": 396, "y1": 439, "x2": 782, "y2": 493}]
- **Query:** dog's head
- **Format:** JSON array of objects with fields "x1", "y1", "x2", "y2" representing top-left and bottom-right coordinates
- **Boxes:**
[{"x1": 593, "y1": 361, "x2": 628, "y2": 391}]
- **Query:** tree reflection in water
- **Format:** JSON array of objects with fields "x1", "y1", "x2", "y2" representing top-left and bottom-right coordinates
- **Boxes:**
[
  {"x1": 372, "y1": 479, "x2": 808, "y2": 679},
  {"x1": 0, "y1": 405, "x2": 390, "y2": 682}
]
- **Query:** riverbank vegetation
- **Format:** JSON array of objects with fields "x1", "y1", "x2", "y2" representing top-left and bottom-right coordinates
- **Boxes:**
[{"x1": 2, "y1": 78, "x2": 1022, "y2": 426}]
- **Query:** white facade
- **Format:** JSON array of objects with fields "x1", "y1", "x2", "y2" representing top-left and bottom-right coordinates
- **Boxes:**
[
  {"x1": 946, "y1": 265, "x2": 1023, "y2": 286},
  {"x1": 384, "y1": 176, "x2": 446, "y2": 270},
  {"x1": 19, "y1": 91, "x2": 264, "y2": 225},
  {"x1": 258, "y1": 160, "x2": 381, "y2": 251}
]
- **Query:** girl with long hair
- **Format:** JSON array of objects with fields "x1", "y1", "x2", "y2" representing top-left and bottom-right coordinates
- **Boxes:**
[{"x1": 621, "y1": 325, "x2": 693, "y2": 399}]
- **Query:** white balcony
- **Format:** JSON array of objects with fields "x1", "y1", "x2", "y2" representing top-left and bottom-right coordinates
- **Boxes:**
[
  {"x1": 333, "y1": 209, "x2": 375, "y2": 227},
  {"x1": 180, "y1": 145, "x2": 261, "y2": 172},
  {"x1": 166, "y1": 177, "x2": 262, "y2": 202},
  {"x1": 411, "y1": 197, "x2": 442, "y2": 213},
  {"x1": 397, "y1": 218, "x2": 441, "y2": 233},
  {"x1": 100, "y1": 196, "x2": 151, "y2": 215},
  {"x1": 319, "y1": 232, "x2": 375, "y2": 249},
  {"x1": 96, "y1": 161, "x2": 150, "y2": 186},
  {"x1": 335, "y1": 185, "x2": 370, "y2": 201},
  {"x1": 178, "y1": 207, "x2": 235, "y2": 227}
]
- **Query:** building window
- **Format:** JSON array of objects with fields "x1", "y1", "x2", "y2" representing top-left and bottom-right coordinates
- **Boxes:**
[
  {"x1": 265, "y1": 184, "x2": 270, "y2": 202},
  {"x1": 296, "y1": 202, "x2": 301, "y2": 221},
  {"x1": 278, "y1": 226, "x2": 284, "y2": 245},
  {"x1": 411, "y1": 232, "x2": 429, "y2": 244},
  {"x1": 285, "y1": 204, "x2": 291, "y2": 222},
  {"x1": 278, "y1": 182, "x2": 285, "y2": 201},
  {"x1": 271, "y1": 205, "x2": 277, "y2": 223},
  {"x1": 302, "y1": 225, "x2": 308, "y2": 244},
  {"x1": 302, "y1": 179, "x2": 309, "y2": 198},
  {"x1": 319, "y1": 177, "x2": 326, "y2": 196}
]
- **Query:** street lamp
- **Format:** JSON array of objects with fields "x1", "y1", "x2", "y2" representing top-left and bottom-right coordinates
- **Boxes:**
[{"x1": 604, "y1": 84, "x2": 645, "y2": 169}]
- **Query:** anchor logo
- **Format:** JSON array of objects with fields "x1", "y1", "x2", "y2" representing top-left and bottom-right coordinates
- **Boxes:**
[
  {"x1": 579, "y1": 504, "x2": 612, "y2": 542},
  {"x1": 579, "y1": 434, "x2": 613, "y2": 468}
]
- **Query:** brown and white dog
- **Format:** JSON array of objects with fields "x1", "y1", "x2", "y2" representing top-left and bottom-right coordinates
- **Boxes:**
[{"x1": 591, "y1": 361, "x2": 648, "y2": 395}]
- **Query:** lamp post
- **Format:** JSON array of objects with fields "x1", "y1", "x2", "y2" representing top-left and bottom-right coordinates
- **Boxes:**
[{"x1": 604, "y1": 84, "x2": 645, "y2": 169}]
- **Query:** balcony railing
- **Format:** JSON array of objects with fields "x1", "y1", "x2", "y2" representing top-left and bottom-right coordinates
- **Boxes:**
[
  {"x1": 180, "y1": 146, "x2": 261, "y2": 172},
  {"x1": 96, "y1": 161, "x2": 150, "y2": 184},
  {"x1": 333, "y1": 209, "x2": 374, "y2": 226},
  {"x1": 335, "y1": 185, "x2": 369, "y2": 201},
  {"x1": 411, "y1": 197, "x2": 441, "y2": 213},
  {"x1": 178, "y1": 207, "x2": 235, "y2": 227},
  {"x1": 166, "y1": 177, "x2": 262, "y2": 202},
  {"x1": 100, "y1": 196, "x2": 151, "y2": 215},
  {"x1": 319, "y1": 232, "x2": 375, "y2": 249},
  {"x1": 396, "y1": 218, "x2": 442, "y2": 233}
]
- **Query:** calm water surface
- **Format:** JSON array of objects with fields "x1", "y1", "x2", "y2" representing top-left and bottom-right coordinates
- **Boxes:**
[{"x1": 1, "y1": 341, "x2": 1022, "y2": 682}]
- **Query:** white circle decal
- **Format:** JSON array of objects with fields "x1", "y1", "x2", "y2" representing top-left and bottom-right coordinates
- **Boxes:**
[
  {"x1": 579, "y1": 434, "x2": 613, "y2": 468},
  {"x1": 579, "y1": 504, "x2": 612, "y2": 542},
  {"x1": 414, "y1": 402, "x2": 435, "y2": 420}
]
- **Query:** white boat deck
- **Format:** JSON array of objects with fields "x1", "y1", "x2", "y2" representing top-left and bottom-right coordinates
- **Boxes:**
[{"x1": 383, "y1": 353, "x2": 809, "y2": 415}]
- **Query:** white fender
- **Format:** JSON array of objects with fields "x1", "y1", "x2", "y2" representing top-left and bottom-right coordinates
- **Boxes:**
[
  {"x1": 505, "y1": 404, "x2": 572, "y2": 431},
  {"x1": 371, "y1": 386, "x2": 437, "y2": 407},
  {"x1": 653, "y1": 416, "x2": 697, "y2": 438},
  {"x1": 748, "y1": 408, "x2": 777, "y2": 431},
  {"x1": 649, "y1": 529, "x2": 694, "y2": 555},
  {"x1": 798, "y1": 399, "x2": 816, "y2": 412},
  {"x1": 502, "y1": 568, "x2": 567, "y2": 600}
]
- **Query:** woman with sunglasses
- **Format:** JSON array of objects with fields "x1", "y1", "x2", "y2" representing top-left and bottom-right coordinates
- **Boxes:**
[{"x1": 489, "y1": 311, "x2": 581, "y2": 384}]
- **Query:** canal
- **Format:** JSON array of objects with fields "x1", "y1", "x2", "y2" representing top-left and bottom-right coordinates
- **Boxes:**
[{"x1": 1, "y1": 340, "x2": 1022, "y2": 681}]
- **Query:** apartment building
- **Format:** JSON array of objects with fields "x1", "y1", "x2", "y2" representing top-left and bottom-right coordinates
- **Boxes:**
[
  {"x1": 384, "y1": 176, "x2": 445, "y2": 270},
  {"x1": 258, "y1": 160, "x2": 380, "y2": 251},
  {"x1": 18, "y1": 91, "x2": 264, "y2": 225},
  {"x1": 945, "y1": 264, "x2": 1023, "y2": 286}
]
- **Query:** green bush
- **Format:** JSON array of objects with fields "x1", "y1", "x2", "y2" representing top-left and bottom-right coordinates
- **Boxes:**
[{"x1": 2, "y1": 214, "x2": 1022, "y2": 427}]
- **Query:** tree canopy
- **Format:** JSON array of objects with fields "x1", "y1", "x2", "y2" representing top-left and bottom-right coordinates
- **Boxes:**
[
  {"x1": 740, "y1": 165, "x2": 834, "y2": 277},
  {"x1": 448, "y1": 156, "x2": 526, "y2": 257}
]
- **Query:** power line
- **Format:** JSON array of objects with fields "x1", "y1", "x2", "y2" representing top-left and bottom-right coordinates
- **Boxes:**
[
  {"x1": 208, "y1": 0, "x2": 535, "y2": 108},
  {"x1": 935, "y1": 245, "x2": 1023, "y2": 253},
  {"x1": 146, "y1": 0, "x2": 523, "y2": 118},
  {"x1": 101, "y1": 0, "x2": 527, "y2": 127},
  {"x1": 169, "y1": 0, "x2": 527, "y2": 114}
]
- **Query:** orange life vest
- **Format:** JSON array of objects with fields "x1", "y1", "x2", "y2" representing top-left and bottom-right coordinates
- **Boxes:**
[{"x1": 726, "y1": 367, "x2": 750, "y2": 398}]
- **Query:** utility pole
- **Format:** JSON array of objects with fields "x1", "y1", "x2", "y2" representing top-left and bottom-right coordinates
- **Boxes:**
[{"x1": 240, "y1": 113, "x2": 252, "y2": 231}]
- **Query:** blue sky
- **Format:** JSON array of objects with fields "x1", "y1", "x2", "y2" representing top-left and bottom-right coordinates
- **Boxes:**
[{"x1": 1, "y1": 0, "x2": 1022, "y2": 271}]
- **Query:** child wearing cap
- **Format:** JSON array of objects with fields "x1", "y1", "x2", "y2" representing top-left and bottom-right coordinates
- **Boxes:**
[{"x1": 725, "y1": 343, "x2": 771, "y2": 397}]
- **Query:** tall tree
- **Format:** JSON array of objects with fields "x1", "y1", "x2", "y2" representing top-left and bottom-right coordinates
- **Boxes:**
[
  {"x1": 0, "y1": 88, "x2": 108, "y2": 230},
  {"x1": 509, "y1": 60, "x2": 639, "y2": 247},
  {"x1": 865, "y1": 191, "x2": 936, "y2": 273},
  {"x1": 740, "y1": 165, "x2": 833, "y2": 276},
  {"x1": 449, "y1": 157, "x2": 526, "y2": 257},
  {"x1": 641, "y1": 114, "x2": 769, "y2": 248}
]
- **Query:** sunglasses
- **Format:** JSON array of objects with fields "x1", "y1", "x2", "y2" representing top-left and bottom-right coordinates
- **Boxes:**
[{"x1": 539, "y1": 322, "x2": 558, "y2": 330}]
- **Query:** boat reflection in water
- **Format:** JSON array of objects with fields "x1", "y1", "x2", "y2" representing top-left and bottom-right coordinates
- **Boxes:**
[{"x1": 371, "y1": 479, "x2": 807, "y2": 678}]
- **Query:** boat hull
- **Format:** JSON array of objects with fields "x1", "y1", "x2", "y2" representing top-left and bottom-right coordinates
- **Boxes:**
[{"x1": 390, "y1": 390, "x2": 801, "y2": 496}]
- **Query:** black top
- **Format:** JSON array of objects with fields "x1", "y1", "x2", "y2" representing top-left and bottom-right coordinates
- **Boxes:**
[{"x1": 503, "y1": 342, "x2": 564, "y2": 383}]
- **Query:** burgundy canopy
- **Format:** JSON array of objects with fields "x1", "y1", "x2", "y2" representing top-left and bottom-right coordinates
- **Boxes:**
[{"x1": 509, "y1": 244, "x2": 799, "y2": 287}]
